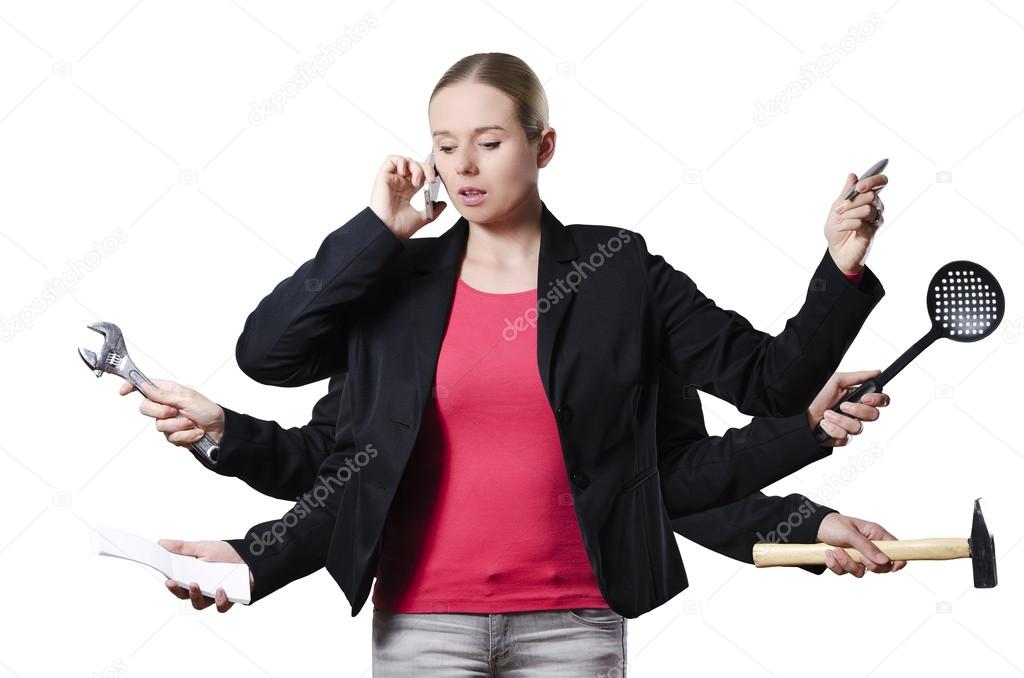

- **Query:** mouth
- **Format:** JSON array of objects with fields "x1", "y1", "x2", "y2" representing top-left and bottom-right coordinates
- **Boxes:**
[{"x1": 458, "y1": 187, "x2": 487, "y2": 205}]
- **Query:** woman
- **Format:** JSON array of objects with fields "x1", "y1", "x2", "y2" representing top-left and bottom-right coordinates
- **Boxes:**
[{"x1": 159, "y1": 52, "x2": 888, "y2": 675}]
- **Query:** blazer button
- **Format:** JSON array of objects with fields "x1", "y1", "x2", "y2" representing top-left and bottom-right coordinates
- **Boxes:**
[
  {"x1": 556, "y1": 405, "x2": 573, "y2": 423},
  {"x1": 571, "y1": 470, "x2": 590, "y2": 489}
]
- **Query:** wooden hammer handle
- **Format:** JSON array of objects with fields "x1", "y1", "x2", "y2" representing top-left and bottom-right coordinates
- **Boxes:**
[{"x1": 752, "y1": 538, "x2": 970, "y2": 567}]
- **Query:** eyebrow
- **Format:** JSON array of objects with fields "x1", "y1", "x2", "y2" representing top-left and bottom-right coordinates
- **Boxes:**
[{"x1": 431, "y1": 124, "x2": 507, "y2": 138}]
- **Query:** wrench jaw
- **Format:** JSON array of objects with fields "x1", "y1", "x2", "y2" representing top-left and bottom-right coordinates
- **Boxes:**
[
  {"x1": 78, "y1": 347, "x2": 104, "y2": 377},
  {"x1": 79, "y1": 321, "x2": 133, "y2": 379}
]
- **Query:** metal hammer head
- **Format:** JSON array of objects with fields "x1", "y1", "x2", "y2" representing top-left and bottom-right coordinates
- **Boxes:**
[
  {"x1": 968, "y1": 498, "x2": 997, "y2": 588},
  {"x1": 78, "y1": 321, "x2": 128, "y2": 378}
]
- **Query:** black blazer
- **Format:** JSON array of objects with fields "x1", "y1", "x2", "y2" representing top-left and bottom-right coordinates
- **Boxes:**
[
  {"x1": 224, "y1": 201, "x2": 883, "y2": 617},
  {"x1": 201, "y1": 366, "x2": 835, "y2": 580}
]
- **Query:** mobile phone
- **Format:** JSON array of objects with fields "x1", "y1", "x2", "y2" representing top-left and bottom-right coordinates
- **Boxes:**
[
  {"x1": 423, "y1": 151, "x2": 440, "y2": 219},
  {"x1": 845, "y1": 158, "x2": 888, "y2": 200}
]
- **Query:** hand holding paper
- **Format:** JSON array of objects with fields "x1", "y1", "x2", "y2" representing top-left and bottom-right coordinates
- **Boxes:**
[{"x1": 93, "y1": 526, "x2": 252, "y2": 607}]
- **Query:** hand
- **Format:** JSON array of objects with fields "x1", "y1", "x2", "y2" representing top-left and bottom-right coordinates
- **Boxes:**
[
  {"x1": 159, "y1": 539, "x2": 253, "y2": 612},
  {"x1": 824, "y1": 172, "x2": 887, "y2": 275},
  {"x1": 817, "y1": 513, "x2": 907, "y2": 576},
  {"x1": 369, "y1": 153, "x2": 447, "y2": 240},
  {"x1": 120, "y1": 378, "x2": 225, "y2": 446},
  {"x1": 807, "y1": 369, "x2": 890, "y2": 447}
]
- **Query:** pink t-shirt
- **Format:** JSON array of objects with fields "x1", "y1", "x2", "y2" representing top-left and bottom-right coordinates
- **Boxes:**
[
  {"x1": 371, "y1": 264, "x2": 865, "y2": 613},
  {"x1": 371, "y1": 276, "x2": 608, "y2": 613}
]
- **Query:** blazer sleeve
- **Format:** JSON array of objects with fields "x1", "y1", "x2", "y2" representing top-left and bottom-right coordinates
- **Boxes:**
[
  {"x1": 672, "y1": 492, "x2": 837, "y2": 575},
  {"x1": 224, "y1": 450, "x2": 351, "y2": 604},
  {"x1": 235, "y1": 207, "x2": 405, "y2": 387},
  {"x1": 654, "y1": 370, "x2": 836, "y2": 574},
  {"x1": 636, "y1": 233, "x2": 885, "y2": 417},
  {"x1": 655, "y1": 369, "x2": 833, "y2": 517},
  {"x1": 188, "y1": 375, "x2": 345, "y2": 501}
]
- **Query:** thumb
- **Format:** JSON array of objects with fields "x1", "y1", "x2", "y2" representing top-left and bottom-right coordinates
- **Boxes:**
[
  {"x1": 847, "y1": 525, "x2": 891, "y2": 565},
  {"x1": 137, "y1": 380, "x2": 186, "y2": 408},
  {"x1": 159, "y1": 539, "x2": 198, "y2": 557},
  {"x1": 833, "y1": 369, "x2": 882, "y2": 390}
]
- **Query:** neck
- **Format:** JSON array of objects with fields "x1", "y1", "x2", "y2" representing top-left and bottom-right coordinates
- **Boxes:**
[{"x1": 463, "y1": 192, "x2": 543, "y2": 267}]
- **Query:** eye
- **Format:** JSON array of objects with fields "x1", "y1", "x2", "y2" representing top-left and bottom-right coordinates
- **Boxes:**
[
  {"x1": 482, "y1": 142, "x2": 500, "y2": 149},
  {"x1": 439, "y1": 146, "x2": 454, "y2": 153}
]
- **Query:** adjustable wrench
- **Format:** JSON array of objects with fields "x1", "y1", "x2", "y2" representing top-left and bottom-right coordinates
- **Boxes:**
[{"x1": 78, "y1": 321, "x2": 220, "y2": 464}]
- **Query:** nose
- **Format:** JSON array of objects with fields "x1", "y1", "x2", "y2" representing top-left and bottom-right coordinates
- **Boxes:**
[{"x1": 453, "y1": 151, "x2": 477, "y2": 176}]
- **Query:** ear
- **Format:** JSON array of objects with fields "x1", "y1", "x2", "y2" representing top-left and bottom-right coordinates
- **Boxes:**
[{"x1": 537, "y1": 127, "x2": 556, "y2": 169}]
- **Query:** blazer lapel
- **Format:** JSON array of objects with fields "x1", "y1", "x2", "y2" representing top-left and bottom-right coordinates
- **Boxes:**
[{"x1": 408, "y1": 200, "x2": 580, "y2": 422}]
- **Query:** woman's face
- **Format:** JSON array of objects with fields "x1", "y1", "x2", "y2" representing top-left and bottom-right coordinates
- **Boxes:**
[{"x1": 428, "y1": 81, "x2": 552, "y2": 224}]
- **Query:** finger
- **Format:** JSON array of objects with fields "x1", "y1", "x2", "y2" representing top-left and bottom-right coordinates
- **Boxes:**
[
  {"x1": 819, "y1": 418, "x2": 847, "y2": 446},
  {"x1": 411, "y1": 161, "x2": 425, "y2": 188},
  {"x1": 822, "y1": 410, "x2": 860, "y2": 436},
  {"x1": 891, "y1": 559, "x2": 908, "y2": 572},
  {"x1": 188, "y1": 582, "x2": 214, "y2": 610},
  {"x1": 837, "y1": 173, "x2": 858, "y2": 201},
  {"x1": 155, "y1": 415, "x2": 195, "y2": 434},
  {"x1": 859, "y1": 174, "x2": 888, "y2": 192},
  {"x1": 836, "y1": 217, "x2": 876, "y2": 233},
  {"x1": 838, "y1": 204, "x2": 878, "y2": 223},
  {"x1": 165, "y1": 579, "x2": 190, "y2": 599},
  {"x1": 168, "y1": 427, "x2": 205, "y2": 445},
  {"x1": 823, "y1": 409, "x2": 864, "y2": 436},
  {"x1": 139, "y1": 399, "x2": 179, "y2": 420},
  {"x1": 860, "y1": 393, "x2": 890, "y2": 407},
  {"x1": 119, "y1": 382, "x2": 136, "y2": 396},
  {"x1": 824, "y1": 550, "x2": 845, "y2": 576},
  {"x1": 832, "y1": 547, "x2": 864, "y2": 577},
  {"x1": 215, "y1": 587, "x2": 234, "y2": 613},
  {"x1": 837, "y1": 401, "x2": 880, "y2": 422}
]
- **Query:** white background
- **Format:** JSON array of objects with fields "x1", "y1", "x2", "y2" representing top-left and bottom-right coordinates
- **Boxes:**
[{"x1": 1, "y1": 1, "x2": 1022, "y2": 676}]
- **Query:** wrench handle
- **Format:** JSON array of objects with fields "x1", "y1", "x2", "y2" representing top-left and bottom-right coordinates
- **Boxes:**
[{"x1": 126, "y1": 367, "x2": 220, "y2": 465}]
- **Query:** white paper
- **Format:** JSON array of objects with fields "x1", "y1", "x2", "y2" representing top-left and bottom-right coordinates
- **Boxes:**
[{"x1": 92, "y1": 525, "x2": 251, "y2": 605}]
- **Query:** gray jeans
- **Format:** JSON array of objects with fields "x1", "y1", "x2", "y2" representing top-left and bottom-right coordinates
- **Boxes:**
[{"x1": 371, "y1": 607, "x2": 627, "y2": 677}]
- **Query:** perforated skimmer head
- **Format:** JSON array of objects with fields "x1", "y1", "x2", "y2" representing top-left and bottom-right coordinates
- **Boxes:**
[{"x1": 929, "y1": 261, "x2": 1004, "y2": 342}]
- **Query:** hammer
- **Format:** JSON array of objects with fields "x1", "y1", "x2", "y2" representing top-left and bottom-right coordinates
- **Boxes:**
[
  {"x1": 752, "y1": 498, "x2": 997, "y2": 588},
  {"x1": 78, "y1": 321, "x2": 220, "y2": 465}
]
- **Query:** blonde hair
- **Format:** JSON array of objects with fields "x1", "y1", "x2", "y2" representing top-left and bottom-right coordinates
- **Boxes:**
[{"x1": 430, "y1": 52, "x2": 549, "y2": 143}]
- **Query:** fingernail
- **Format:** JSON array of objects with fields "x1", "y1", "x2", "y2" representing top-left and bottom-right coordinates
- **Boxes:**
[
  {"x1": 839, "y1": 402, "x2": 851, "y2": 413},
  {"x1": 874, "y1": 552, "x2": 890, "y2": 564}
]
